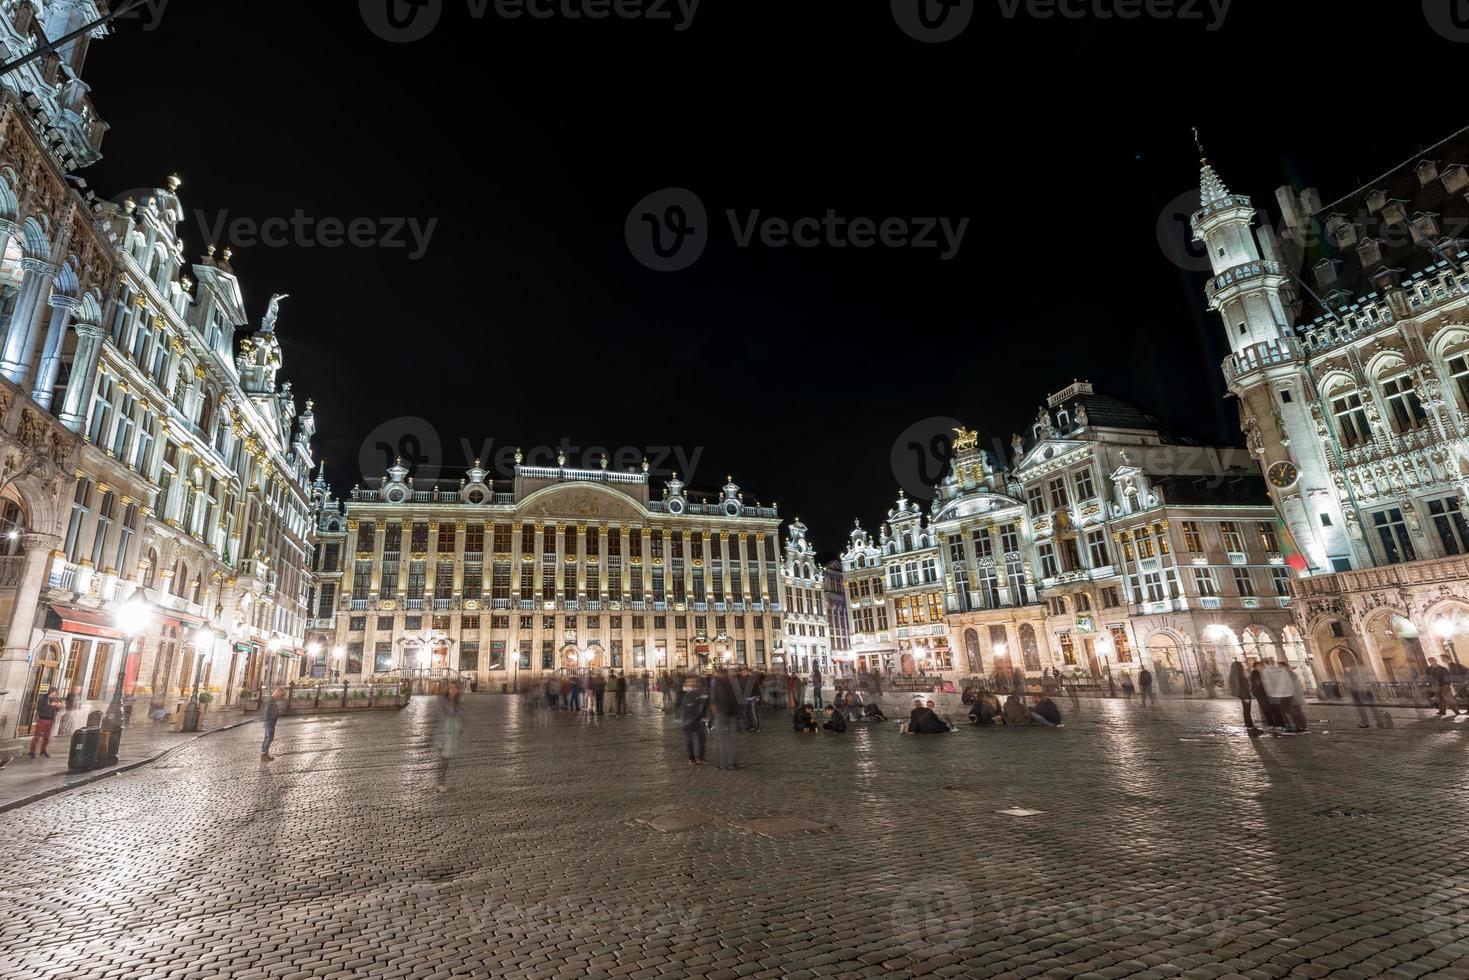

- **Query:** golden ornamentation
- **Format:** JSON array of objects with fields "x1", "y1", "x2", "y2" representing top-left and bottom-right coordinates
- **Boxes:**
[{"x1": 952, "y1": 426, "x2": 980, "y2": 452}]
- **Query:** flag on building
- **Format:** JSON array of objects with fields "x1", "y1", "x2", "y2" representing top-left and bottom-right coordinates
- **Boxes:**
[{"x1": 1277, "y1": 516, "x2": 1309, "y2": 573}]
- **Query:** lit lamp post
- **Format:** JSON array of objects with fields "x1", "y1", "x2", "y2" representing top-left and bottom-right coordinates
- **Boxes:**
[
  {"x1": 332, "y1": 645, "x2": 345, "y2": 682},
  {"x1": 104, "y1": 599, "x2": 153, "y2": 763},
  {"x1": 265, "y1": 636, "x2": 283, "y2": 696},
  {"x1": 1434, "y1": 619, "x2": 1462, "y2": 668},
  {"x1": 183, "y1": 628, "x2": 215, "y2": 733},
  {"x1": 306, "y1": 640, "x2": 323, "y2": 679}
]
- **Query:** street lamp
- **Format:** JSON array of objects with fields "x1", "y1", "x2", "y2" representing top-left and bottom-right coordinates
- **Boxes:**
[
  {"x1": 184, "y1": 629, "x2": 216, "y2": 732},
  {"x1": 103, "y1": 599, "x2": 153, "y2": 763},
  {"x1": 332, "y1": 645, "x2": 345, "y2": 681}
]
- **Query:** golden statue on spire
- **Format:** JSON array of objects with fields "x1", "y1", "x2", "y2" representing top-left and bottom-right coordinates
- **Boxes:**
[{"x1": 952, "y1": 426, "x2": 980, "y2": 452}]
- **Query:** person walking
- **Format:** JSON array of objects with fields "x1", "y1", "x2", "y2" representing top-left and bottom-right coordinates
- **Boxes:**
[
  {"x1": 710, "y1": 668, "x2": 742, "y2": 771},
  {"x1": 1249, "y1": 661, "x2": 1278, "y2": 730},
  {"x1": 27, "y1": 690, "x2": 59, "y2": 758},
  {"x1": 1428, "y1": 657, "x2": 1460, "y2": 717},
  {"x1": 1138, "y1": 665, "x2": 1156, "y2": 706},
  {"x1": 592, "y1": 671, "x2": 606, "y2": 716},
  {"x1": 260, "y1": 688, "x2": 283, "y2": 761},
  {"x1": 1228, "y1": 661, "x2": 1262, "y2": 735},
  {"x1": 1345, "y1": 664, "x2": 1382, "y2": 729},
  {"x1": 1263, "y1": 660, "x2": 1307, "y2": 734},
  {"x1": 435, "y1": 681, "x2": 464, "y2": 793},
  {"x1": 677, "y1": 676, "x2": 709, "y2": 765},
  {"x1": 545, "y1": 674, "x2": 559, "y2": 710},
  {"x1": 1120, "y1": 673, "x2": 1135, "y2": 700},
  {"x1": 812, "y1": 667, "x2": 823, "y2": 708},
  {"x1": 56, "y1": 685, "x2": 81, "y2": 738},
  {"x1": 615, "y1": 671, "x2": 628, "y2": 715}
]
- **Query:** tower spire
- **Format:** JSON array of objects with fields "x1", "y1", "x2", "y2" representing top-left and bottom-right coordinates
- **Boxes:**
[{"x1": 1195, "y1": 128, "x2": 1232, "y2": 208}]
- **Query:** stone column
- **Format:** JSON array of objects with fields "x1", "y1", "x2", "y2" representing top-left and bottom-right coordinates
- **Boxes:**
[
  {"x1": 0, "y1": 260, "x2": 57, "y2": 385},
  {"x1": 0, "y1": 533, "x2": 60, "y2": 738},
  {"x1": 57, "y1": 319, "x2": 105, "y2": 432},
  {"x1": 29, "y1": 295, "x2": 78, "y2": 409}
]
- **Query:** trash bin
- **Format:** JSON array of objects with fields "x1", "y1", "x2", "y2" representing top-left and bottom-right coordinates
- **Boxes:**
[{"x1": 68, "y1": 725, "x2": 101, "y2": 772}]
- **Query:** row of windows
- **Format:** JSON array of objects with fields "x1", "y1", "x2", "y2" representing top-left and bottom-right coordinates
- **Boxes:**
[
  {"x1": 350, "y1": 521, "x2": 778, "y2": 561},
  {"x1": 1025, "y1": 466, "x2": 1098, "y2": 516},
  {"x1": 336, "y1": 612, "x2": 779, "y2": 634}
]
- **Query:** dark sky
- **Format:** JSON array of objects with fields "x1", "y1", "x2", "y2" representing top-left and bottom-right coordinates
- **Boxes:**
[{"x1": 78, "y1": 1, "x2": 1463, "y2": 556}]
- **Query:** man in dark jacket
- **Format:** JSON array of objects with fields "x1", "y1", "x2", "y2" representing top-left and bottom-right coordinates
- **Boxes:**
[
  {"x1": 822, "y1": 705, "x2": 847, "y2": 733},
  {"x1": 1029, "y1": 696, "x2": 1064, "y2": 728},
  {"x1": 907, "y1": 702, "x2": 950, "y2": 734},
  {"x1": 677, "y1": 677, "x2": 709, "y2": 764},
  {"x1": 793, "y1": 703, "x2": 817, "y2": 732},
  {"x1": 1138, "y1": 666, "x2": 1156, "y2": 706},
  {"x1": 1428, "y1": 657, "x2": 1460, "y2": 716},
  {"x1": 614, "y1": 672, "x2": 628, "y2": 715}
]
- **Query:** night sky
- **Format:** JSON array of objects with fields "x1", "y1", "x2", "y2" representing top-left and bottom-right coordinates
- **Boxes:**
[{"x1": 77, "y1": 1, "x2": 1463, "y2": 557}]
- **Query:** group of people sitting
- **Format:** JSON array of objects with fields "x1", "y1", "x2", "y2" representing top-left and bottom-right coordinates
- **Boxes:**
[
  {"x1": 966, "y1": 690, "x2": 1064, "y2": 728},
  {"x1": 793, "y1": 701, "x2": 888, "y2": 732}
]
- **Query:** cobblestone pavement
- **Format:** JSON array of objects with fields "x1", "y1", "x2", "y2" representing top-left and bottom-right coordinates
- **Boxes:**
[{"x1": 3, "y1": 693, "x2": 1468, "y2": 979}]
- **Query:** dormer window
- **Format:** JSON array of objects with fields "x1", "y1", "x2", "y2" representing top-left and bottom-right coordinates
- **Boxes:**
[
  {"x1": 1416, "y1": 159, "x2": 1440, "y2": 186},
  {"x1": 1056, "y1": 410, "x2": 1070, "y2": 429},
  {"x1": 1032, "y1": 424, "x2": 1042, "y2": 440},
  {"x1": 1357, "y1": 238, "x2": 1383, "y2": 267},
  {"x1": 1381, "y1": 200, "x2": 1407, "y2": 226},
  {"x1": 1442, "y1": 164, "x2": 1469, "y2": 195},
  {"x1": 1325, "y1": 213, "x2": 1356, "y2": 248},
  {"x1": 1313, "y1": 258, "x2": 1339, "y2": 290},
  {"x1": 1366, "y1": 189, "x2": 1387, "y2": 214},
  {"x1": 1410, "y1": 212, "x2": 1440, "y2": 242}
]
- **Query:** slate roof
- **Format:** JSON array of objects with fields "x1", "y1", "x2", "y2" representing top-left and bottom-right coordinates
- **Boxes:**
[
  {"x1": 1292, "y1": 124, "x2": 1469, "y2": 324},
  {"x1": 1149, "y1": 472, "x2": 1272, "y2": 508}
]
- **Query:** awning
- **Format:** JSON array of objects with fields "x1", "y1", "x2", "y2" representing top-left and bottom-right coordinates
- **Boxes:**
[{"x1": 45, "y1": 605, "x2": 126, "y2": 640}]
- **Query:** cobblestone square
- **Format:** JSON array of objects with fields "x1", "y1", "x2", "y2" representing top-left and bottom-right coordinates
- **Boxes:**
[{"x1": 3, "y1": 694, "x2": 1468, "y2": 979}]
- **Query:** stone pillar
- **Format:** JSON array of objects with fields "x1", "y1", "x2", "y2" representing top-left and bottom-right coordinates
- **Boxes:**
[
  {"x1": 0, "y1": 260, "x2": 57, "y2": 385},
  {"x1": 0, "y1": 533, "x2": 60, "y2": 738},
  {"x1": 29, "y1": 295, "x2": 78, "y2": 409},
  {"x1": 57, "y1": 319, "x2": 105, "y2": 432}
]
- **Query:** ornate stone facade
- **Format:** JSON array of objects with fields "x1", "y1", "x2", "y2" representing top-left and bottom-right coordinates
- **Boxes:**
[
  {"x1": 1196, "y1": 127, "x2": 1469, "y2": 682},
  {"x1": 307, "y1": 460, "x2": 785, "y2": 684}
]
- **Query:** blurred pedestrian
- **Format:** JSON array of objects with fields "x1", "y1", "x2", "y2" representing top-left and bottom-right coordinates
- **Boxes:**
[
  {"x1": 260, "y1": 687, "x2": 283, "y2": 761},
  {"x1": 677, "y1": 676, "x2": 709, "y2": 765},
  {"x1": 1345, "y1": 664, "x2": 1381, "y2": 729},
  {"x1": 710, "y1": 668, "x2": 742, "y2": 770},
  {"x1": 615, "y1": 671, "x2": 628, "y2": 715},
  {"x1": 1138, "y1": 665, "x2": 1156, "y2": 706},
  {"x1": 1120, "y1": 673, "x2": 1135, "y2": 700},
  {"x1": 1229, "y1": 661, "x2": 1262, "y2": 735},
  {"x1": 27, "y1": 689, "x2": 59, "y2": 758},
  {"x1": 1428, "y1": 657, "x2": 1460, "y2": 717},
  {"x1": 435, "y1": 681, "x2": 464, "y2": 793},
  {"x1": 592, "y1": 670, "x2": 606, "y2": 715}
]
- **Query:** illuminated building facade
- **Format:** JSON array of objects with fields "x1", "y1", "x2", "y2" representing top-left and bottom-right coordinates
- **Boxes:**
[
  {"x1": 0, "y1": 1, "x2": 319, "y2": 739},
  {"x1": 1196, "y1": 127, "x2": 1469, "y2": 681},
  {"x1": 308, "y1": 459, "x2": 786, "y2": 683},
  {"x1": 842, "y1": 387, "x2": 1299, "y2": 689}
]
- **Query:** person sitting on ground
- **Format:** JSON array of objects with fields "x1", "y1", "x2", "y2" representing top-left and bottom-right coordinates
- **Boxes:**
[
  {"x1": 906, "y1": 701, "x2": 952, "y2": 734},
  {"x1": 793, "y1": 703, "x2": 817, "y2": 733},
  {"x1": 862, "y1": 702, "x2": 887, "y2": 722},
  {"x1": 969, "y1": 694, "x2": 998, "y2": 727},
  {"x1": 822, "y1": 704, "x2": 848, "y2": 733},
  {"x1": 1029, "y1": 695, "x2": 1063, "y2": 728},
  {"x1": 1001, "y1": 693, "x2": 1030, "y2": 728},
  {"x1": 961, "y1": 685, "x2": 977, "y2": 705}
]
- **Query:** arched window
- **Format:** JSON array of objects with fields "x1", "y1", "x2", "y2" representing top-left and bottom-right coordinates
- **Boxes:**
[
  {"x1": 142, "y1": 548, "x2": 158, "y2": 588},
  {"x1": 1019, "y1": 623, "x2": 1041, "y2": 671},
  {"x1": 0, "y1": 498, "x2": 26, "y2": 556},
  {"x1": 1327, "y1": 378, "x2": 1371, "y2": 448},
  {"x1": 191, "y1": 573, "x2": 204, "y2": 605},
  {"x1": 172, "y1": 559, "x2": 188, "y2": 597},
  {"x1": 964, "y1": 628, "x2": 980, "y2": 674}
]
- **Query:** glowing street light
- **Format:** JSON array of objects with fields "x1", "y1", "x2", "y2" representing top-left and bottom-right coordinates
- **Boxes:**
[
  {"x1": 103, "y1": 599, "x2": 153, "y2": 762},
  {"x1": 184, "y1": 628, "x2": 218, "y2": 732}
]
